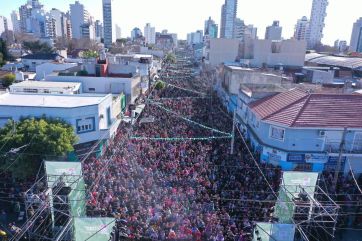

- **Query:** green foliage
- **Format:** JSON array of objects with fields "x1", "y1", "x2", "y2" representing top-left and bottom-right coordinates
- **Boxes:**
[
  {"x1": 0, "y1": 117, "x2": 78, "y2": 179},
  {"x1": 82, "y1": 50, "x2": 99, "y2": 59},
  {"x1": 0, "y1": 39, "x2": 10, "y2": 66},
  {"x1": 23, "y1": 40, "x2": 55, "y2": 54},
  {"x1": 2, "y1": 73, "x2": 15, "y2": 88},
  {"x1": 165, "y1": 53, "x2": 176, "y2": 64},
  {"x1": 155, "y1": 80, "x2": 166, "y2": 90},
  {"x1": 77, "y1": 70, "x2": 89, "y2": 76}
]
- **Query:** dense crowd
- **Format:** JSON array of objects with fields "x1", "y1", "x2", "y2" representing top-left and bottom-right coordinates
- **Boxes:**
[{"x1": 83, "y1": 57, "x2": 282, "y2": 240}]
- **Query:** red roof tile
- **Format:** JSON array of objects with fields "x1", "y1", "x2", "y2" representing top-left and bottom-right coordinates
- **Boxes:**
[{"x1": 250, "y1": 89, "x2": 362, "y2": 128}]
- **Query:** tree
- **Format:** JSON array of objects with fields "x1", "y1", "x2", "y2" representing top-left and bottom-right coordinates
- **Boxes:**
[
  {"x1": 0, "y1": 39, "x2": 10, "y2": 66},
  {"x1": 0, "y1": 117, "x2": 78, "y2": 178},
  {"x1": 23, "y1": 40, "x2": 55, "y2": 54},
  {"x1": 81, "y1": 50, "x2": 98, "y2": 59},
  {"x1": 155, "y1": 80, "x2": 166, "y2": 90},
  {"x1": 165, "y1": 53, "x2": 176, "y2": 64},
  {"x1": 2, "y1": 74, "x2": 15, "y2": 88}
]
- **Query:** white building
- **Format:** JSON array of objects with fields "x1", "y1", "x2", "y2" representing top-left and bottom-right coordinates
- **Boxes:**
[
  {"x1": 10, "y1": 11, "x2": 21, "y2": 33},
  {"x1": 350, "y1": 18, "x2": 362, "y2": 53},
  {"x1": 0, "y1": 16, "x2": 8, "y2": 36},
  {"x1": 220, "y1": 0, "x2": 238, "y2": 39},
  {"x1": 49, "y1": 8, "x2": 66, "y2": 38},
  {"x1": 144, "y1": 23, "x2": 156, "y2": 45},
  {"x1": 9, "y1": 81, "x2": 81, "y2": 95},
  {"x1": 22, "y1": 53, "x2": 65, "y2": 72},
  {"x1": 308, "y1": 0, "x2": 329, "y2": 49},
  {"x1": 102, "y1": 0, "x2": 113, "y2": 48},
  {"x1": 294, "y1": 16, "x2": 310, "y2": 41},
  {"x1": 0, "y1": 93, "x2": 120, "y2": 145},
  {"x1": 35, "y1": 62, "x2": 77, "y2": 80},
  {"x1": 265, "y1": 21, "x2": 282, "y2": 41},
  {"x1": 187, "y1": 30, "x2": 203, "y2": 45},
  {"x1": 70, "y1": 1, "x2": 89, "y2": 39},
  {"x1": 115, "y1": 24, "x2": 121, "y2": 40}
]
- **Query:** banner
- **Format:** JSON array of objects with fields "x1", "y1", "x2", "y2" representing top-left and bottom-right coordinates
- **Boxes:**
[{"x1": 73, "y1": 218, "x2": 115, "y2": 241}]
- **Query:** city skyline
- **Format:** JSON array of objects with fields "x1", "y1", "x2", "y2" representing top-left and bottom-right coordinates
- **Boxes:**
[{"x1": 0, "y1": 0, "x2": 361, "y2": 45}]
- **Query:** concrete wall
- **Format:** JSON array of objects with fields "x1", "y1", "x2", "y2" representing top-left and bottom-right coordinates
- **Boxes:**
[
  {"x1": 209, "y1": 38, "x2": 240, "y2": 66},
  {"x1": 242, "y1": 39, "x2": 307, "y2": 67}
]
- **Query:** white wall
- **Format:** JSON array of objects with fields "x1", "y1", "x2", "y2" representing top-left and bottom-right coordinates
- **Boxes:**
[
  {"x1": 36, "y1": 63, "x2": 77, "y2": 80},
  {"x1": 209, "y1": 38, "x2": 239, "y2": 66},
  {"x1": 45, "y1": 75, "x2": 141, "y2": 103}
]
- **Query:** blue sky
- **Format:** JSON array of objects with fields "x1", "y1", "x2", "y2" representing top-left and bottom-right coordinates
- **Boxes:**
[{"x1": 1, "y1": 0, "x2": 361, "y2": 45}]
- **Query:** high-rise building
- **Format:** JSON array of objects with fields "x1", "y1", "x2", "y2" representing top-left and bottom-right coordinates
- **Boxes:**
[
  {"x1": 102, "y1": 0, "x2": 113, "y2": 48},
  {"x1": 50, "y1": 9, "x2": 65, "y2": 38},
  {"x1": 187, "y1": 30, "x2": 203, "y2": 45},
  {"x1": 233, "y1": 18, "x2": 245, "y2": 41},
  {"x1": 65, "y1": 12, "x2": 72, "y2": 39},
  {"x1": 294, "y1": 16, "x2": 310, "y2": 41},
  {"x1": 144, "y1": 23, "x2": 156, "y2": 45},
  {"x1": 131, "y1": 27, "x2": 142, "y2": 40},
  {"x1": 95, "y1": 20, "x2": 103, "y2": 40},
  {"x1": 70, "y1": 1, "x2": 89, "y2": 39},
  {"x1": 245, "y1": 25, "x2": 257, "y2": 40},
  {"x1": 308, "y1": 0, "x2": 328, "y2": 48},
  {"x1": 115, "y1": 24, "x2": 121, "y2": 40},
  {"x1": 265, "y1": 21, "x2": 282, "y2": 41},
  {"x1": 0, "y1": 16, "x2": 8, "y2": 36},
  {"x1": 350, "y1": 18, "x2": 362, "y2": 53},
  {"x1": 44, "y1": 13, "x2": 56, "y2": 39},
  {"x1": 334, "y1": 40, "x2": 347, "y2": 53},
  {"x1": 10, "y1": 11, "x2": 21, "y2": 33},
  {"x1": 220, "y1": 0, "x2": 238, "y2": 39},
  {"x1": 204, "y1": 17, "x2": 218, "y2": 39},
  {"x1": 19, "y1": 3, "x2": 32, "y2": 33}
]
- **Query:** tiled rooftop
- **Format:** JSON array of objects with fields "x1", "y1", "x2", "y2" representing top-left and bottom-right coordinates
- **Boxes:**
[{"x1": 250, "y1": 88, "x2": 362, "y2": 128}]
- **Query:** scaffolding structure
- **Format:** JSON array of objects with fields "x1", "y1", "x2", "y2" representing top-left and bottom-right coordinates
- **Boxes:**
[
  {"x1": 13, "y1": 163, "x2": 86, "y2": 241},
  {"x1": 274, "y1": 172, "x2": 340, "y2": 241}
]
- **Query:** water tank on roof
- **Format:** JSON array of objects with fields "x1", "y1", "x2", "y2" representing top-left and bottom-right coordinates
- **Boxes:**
[{"x1": 15, "y1": 71, "x2": 25, "y2": 81}]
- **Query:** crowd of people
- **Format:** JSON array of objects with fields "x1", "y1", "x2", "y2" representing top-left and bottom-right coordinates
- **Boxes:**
[{"x1": 83, "y1": 55, "x2": 282, "y2": 240}]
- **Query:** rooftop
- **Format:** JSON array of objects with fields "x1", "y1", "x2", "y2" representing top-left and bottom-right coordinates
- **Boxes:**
[
  {"x1": 10, "y1": 81, "x2": 81, "y2": 89},
  {"x1": 0, "y1": 93, "x2": 109, "y2": 108},
  {"x1": 22, "y1": 53, "x2": 64, "y2": 60},
  {"x1": 305, "y1": 53, "x2": 362, "y2": 69},
  {"x1": 250, "y1": 88, "x2": 362, "y2": 128}
]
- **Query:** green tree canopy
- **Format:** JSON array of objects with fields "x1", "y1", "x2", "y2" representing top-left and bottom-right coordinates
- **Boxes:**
[
  {"x1": 0, "y1": 117, "x2": 78, "y2": 178},
  {"x1": 2, "y1": 73, "x2": 15, "y2": 88},
  {"x1": 165, "y1": 53, "x2": 176, "y2": 64},
  {"x1": 155, "y1": 80, "x2": 166, "y2": 90},
  {"x1": 0, "y1": 39, "x2": 10, "y2": 66},
  {"x1": 23, "y1": 40, "x2": 55, "y2": 54},
  {"x1": 81, "y1": 50, "x2": 99, "y2": 59}
]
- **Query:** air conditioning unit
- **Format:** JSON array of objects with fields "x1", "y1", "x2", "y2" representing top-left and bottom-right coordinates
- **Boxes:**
[{"x1": 319, "y1": 130, "x2": 326, "y2": 137}]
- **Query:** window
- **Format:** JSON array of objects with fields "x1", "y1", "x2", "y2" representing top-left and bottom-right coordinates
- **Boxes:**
[
  {"x1": 270, "y1": 126, "x2": 285, "y2": 141},
  {"x1": 88, "y1": 88, "x2": 96, "y2": 92},
  {"x1": 76, "y1": 117, "x2": 95, "y2": 134},
  {"x1": 23, "y1": 88, "x2": 38, "y2": 93}
]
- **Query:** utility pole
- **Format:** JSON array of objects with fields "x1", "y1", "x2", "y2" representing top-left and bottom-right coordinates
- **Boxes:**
[
  {"x1": 230, "y1": 110, "x2": 236, "y2": 155},
  {"x1": 333, "y1": 127, "x2": 347, "y2": 189}
]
